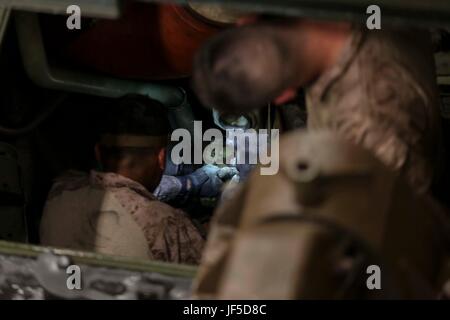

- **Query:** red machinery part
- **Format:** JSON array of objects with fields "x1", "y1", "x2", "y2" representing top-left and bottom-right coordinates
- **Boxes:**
[{"x1": 64, "y1": 2, "x2": 228, "y2": 80}]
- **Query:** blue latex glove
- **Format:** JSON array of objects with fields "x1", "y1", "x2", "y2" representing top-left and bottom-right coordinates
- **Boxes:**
[
  {"x1": 154, "y1": 165, "x2": 238, "y2": 203},
  {"x1": 189, "y1": 165, "x2": 237, "y2": 198},
  {"x1": 153, "y1": 175, "x2": 183, "y2": 203}
]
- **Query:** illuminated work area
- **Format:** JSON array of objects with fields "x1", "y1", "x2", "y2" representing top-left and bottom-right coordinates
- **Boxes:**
[{"x1": 0, "y1": 0, "x2": 449, "y2": 302}]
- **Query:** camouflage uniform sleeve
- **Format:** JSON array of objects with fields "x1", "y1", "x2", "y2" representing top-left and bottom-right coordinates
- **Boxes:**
[
  {"x1": 113, "y1": 187, "x2": 205, "y2": 265},
  {"x1": 142, "y1": 204, "x2": 205, "y2": 265}
]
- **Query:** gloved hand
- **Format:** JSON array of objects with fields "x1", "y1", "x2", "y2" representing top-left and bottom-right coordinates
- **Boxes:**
[
  {"x1": 217, "y1": 166, "x2": 239, "y2": 180},
  {"x1": 153, "y1": 175, "x2": 183, "y2": 203},
  {"x1": 188, "y1": 164, "x2": 238, "y2": 198},
  {"x1": 154, "y1": 165, "x2": 238, "y2": 203}
]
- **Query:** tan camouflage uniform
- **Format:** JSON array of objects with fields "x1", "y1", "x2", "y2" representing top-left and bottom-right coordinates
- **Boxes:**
[
  {"x1": 194, "y1": 28, "x2": 443, "y2": 296},
  {"x1": 40, "y1": 170, "x2": 205, "y2": 265},
  {"x1": 306, "y1": 28, "x2": 441, "y2": 193}
]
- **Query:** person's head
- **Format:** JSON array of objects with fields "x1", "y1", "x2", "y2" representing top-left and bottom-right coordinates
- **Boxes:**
[
  {"x1": 95, "y1": 95, "x2": 170, "y2": 192},
  {"x1": 192, "y1": 16, "x2": 351, "y2": 114}
]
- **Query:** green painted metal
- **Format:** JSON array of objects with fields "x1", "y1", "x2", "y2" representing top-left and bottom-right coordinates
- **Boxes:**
[{"x1": 0, "y1": 240, "x2": 198, "y2": 279}]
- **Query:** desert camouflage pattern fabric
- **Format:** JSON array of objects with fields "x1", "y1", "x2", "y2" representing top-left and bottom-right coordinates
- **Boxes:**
[
  {"x1": 194, "y1": 28, "x2": 443, "y2": 297},
  {"x1": 40, "y1": 171, "x2": 205, "y2": 265},
  {"x1": 306, "y1": 28, "x2": 441, "y2": 193}
]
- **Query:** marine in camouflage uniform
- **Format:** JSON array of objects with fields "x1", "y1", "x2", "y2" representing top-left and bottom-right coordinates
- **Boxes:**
[
  {"x1": 41, "y1": 170, "x2": 204, "y2": 264},
  {"x1": 305, "y1": 27, "x2": 441, "y2": 193},
  {"x1": 193, "y1": 20, "x2": 441, "y2": 193},
  {"x1": 40, "y1": 95, "x2": 206, "y2": 265},
  {"x1": 191, "y1": 17, "x2": 445, "y2": 296}
]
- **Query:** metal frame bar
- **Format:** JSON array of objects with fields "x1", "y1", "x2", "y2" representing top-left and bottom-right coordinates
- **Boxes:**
[
  {"x1": 0, "y1": 240, "x2": 197, "y2": 278},
  {"x1": 2, "y1": 0, "x2": 450, "y2": 26},
  {"x1": 141, "y1": 0, "x2": 450, "y2": 27},
  {"x1": 15, "y1": 11, "x2": 196, "y2": 135},
  {"x1": 0, "y1": 0, "x2": 122, "y2": 18}
]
